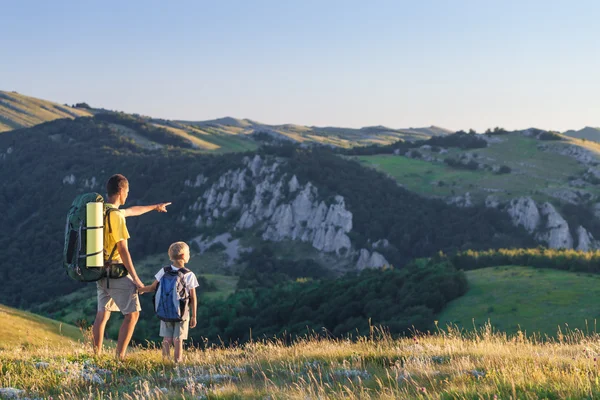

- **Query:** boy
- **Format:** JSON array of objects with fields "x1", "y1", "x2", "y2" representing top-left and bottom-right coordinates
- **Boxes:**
[{"x1": 140, "y1": 241, "x2": 199, "y2": 363}]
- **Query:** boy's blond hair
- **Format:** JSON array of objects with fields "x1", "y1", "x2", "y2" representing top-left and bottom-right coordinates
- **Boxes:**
[{"x1": 168, "y1": 242, "x2": 189, "y2": 262}]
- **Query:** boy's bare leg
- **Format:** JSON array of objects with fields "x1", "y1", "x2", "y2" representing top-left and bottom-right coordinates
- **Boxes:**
[
  {"x1": 174, "y1": 339, "x2": 183, "y2": 363},
  {"x1": 162, "y1": 338, "x2": 173, "y2": 360},
  {"x1": 92, "y1": 311, "x2": 111, "y2": 355},
  {"x1": 116, "y1": 311, "x2": 140, "y2": 360}
]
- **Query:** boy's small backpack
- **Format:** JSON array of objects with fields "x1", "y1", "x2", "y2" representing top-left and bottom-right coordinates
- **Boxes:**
[
  {"x1": 63, "y1": 192, "x2": 128, "y2": 282},
  {"x1": 154, "y1": 267, "x2": 191, "y2": 322}
]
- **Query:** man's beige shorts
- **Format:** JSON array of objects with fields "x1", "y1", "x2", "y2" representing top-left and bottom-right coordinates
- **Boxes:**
[
  {"x1": 96, "y1": 276, "x2": 141, "y2": 315},
  {"x1": 160, "y1": 319, "x2": 190, "y2": 340}
]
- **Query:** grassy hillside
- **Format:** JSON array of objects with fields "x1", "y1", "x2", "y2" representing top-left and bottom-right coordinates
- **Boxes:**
[
  {"x1": 357, "y1": 132, "x2": 598, "y2": 205},
  {"x1": 0, "y1": 91, "x2": 91, "y2": 132},
  {"x1": 437, "y1": 266, "x2": 600, "y2": 336},
  {"x1": 4, "y1": 327, "x2": 600, "y2": 398},
  {"x1": 0, "y1": 304, "x2": 83, "y2": 349},
  {"x1": 153, "y1": 122, "x2": 259, "y2": 153}
]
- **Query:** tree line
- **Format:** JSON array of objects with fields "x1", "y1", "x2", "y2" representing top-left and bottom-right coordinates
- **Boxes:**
[{"x1": 452, "y1": 248, "x2": 600, "y2": 273}]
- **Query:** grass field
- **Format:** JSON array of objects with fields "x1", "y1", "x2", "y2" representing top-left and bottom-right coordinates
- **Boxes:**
[
  {"x1": 202, "y1": 274, "x2": 239, "y2": 300},
  {"x1": 357, "y1": 133, "x2": 594, "y2": 204},
  {"x1": 437, "y1": 266, "x2": 600, "y2": 336},
  {"x1": 0, "y1": 304, "x2": 83, "y2": 349},
  {"x1": 5, "y1": 322, "x2": 600, "y2": 398},
  {"x1": 13, "y1": 265, "x2": 600, "y2": 397}
]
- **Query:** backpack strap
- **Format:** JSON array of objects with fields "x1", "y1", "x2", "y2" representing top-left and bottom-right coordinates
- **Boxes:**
[
  {"x1": 176, "y1": 268, "x2": 191, "y2": 297},
  {"x1": 104, "y1": 207, "x2": 119, "y2": 234},
  {"x1": 106, "y1": 244, "x2": 118, "y2": 264},
  {"x1": 104, "y1": 208, "x2": 120, "y2": 289}
]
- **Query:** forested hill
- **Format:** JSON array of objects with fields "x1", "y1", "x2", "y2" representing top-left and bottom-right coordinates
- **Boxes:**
[{"x1": 0, "y1": 116, "x2": 533, "y2": 310}]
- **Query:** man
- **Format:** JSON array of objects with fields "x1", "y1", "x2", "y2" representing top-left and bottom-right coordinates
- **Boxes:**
[{"x1": 92, "y1": 174, "x2": 171, "y2": 360}]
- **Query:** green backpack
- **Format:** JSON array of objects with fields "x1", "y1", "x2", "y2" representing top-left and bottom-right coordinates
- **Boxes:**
[{"x1": 63, "y1": 193, "x2": 128, "y2": 282}]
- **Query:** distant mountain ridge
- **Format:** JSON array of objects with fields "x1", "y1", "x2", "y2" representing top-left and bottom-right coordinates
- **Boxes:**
[
  {"x1": 562, "y1": 127, "x2": 600, "y2": 142},
  {"x1": 180, "y1": 117, "x2": 453, "y2": 147}
]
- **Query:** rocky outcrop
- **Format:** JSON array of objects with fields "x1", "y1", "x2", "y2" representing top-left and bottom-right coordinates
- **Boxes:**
[
  {"x1": 507, "y1": 197, "x2": 540, "y2": 233},
  {"x1": 62, "y1": 174, "x2": 75, "y2": 185},
  {"x1": 192, "y1": 233, "x2": 248, "y2": 265},
  {"x1": 372, "y1": 239, "x2": 390, "y2": 249},
  {"x1": 540, "y1": 143, "x2": 598, "y2": 165},
  {"x1": 356, "y1": 249, "x2": 389, "y2": 269},
  {"x1": 186, "y1": 155, "x2": 364, "y2": 261},
  {"x1": 575, "y1": 226, "x2": 599, "y2": 251},
  {"x1": 262, "y1": 187, "x2": 353, "y2": 255},
  {"x1": 506, "y1": 196, "x2": 581, "y2": 249},
  {"x1": 535, "y1": 202, "x2": 573, "y2": 249},
  {"x1": 447, "y1": 192, "x2": 473, "y2": 208},
  {"x1": 541, "y1": 188, "x2": 594, "y2": 205},
  {"x1": 485, "y1": 195, "x2": 500, "y2": 209},
  {"x1": 185, "y1": 174, "x2": 207, "y2": 188},
  {"x1": 83, "y1": 176, "x2": 98, "y2": 189},
  {"x1": 0, "y1": 146, "x2": 13, "y2": 161}
]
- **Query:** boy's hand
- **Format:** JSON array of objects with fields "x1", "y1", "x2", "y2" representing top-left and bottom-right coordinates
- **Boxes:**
[
  {"x1": 155, "y1": 202, "x2": 172, "y2": 212},
  {"x1": 134, "y1": 279, "x2": 145, "y2": 291},
  {"x1": 190, "y1": 317, "x2": 197, "y2": 328}
]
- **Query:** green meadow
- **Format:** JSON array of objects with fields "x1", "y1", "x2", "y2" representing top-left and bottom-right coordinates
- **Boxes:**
[
  {"x1": 357, "y1": 133, "x2": 594, "y2": 204},
  {"x1": 438, "y1": 266, "x2": 600, "y2": 336}
]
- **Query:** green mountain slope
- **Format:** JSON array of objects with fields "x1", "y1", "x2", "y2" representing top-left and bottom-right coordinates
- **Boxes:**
[
  {"x1": 0, "y1": 117, "x2": 530, "y2": 310},
  {"x1": 437, "y1": 266, "x2": 600, "y2": 336},
  {"x1": 356, "y1": 132, "x2": 600, "y2": 207},
  {"x1": 0, "y1": 304, "x2": 83, "y2": 349},
  {"x1": 0, "y1": 91, "x2": 91, "y2": 132}
]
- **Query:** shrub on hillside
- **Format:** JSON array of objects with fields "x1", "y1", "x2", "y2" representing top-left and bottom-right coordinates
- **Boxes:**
[{"x1": 538, "y1": 131, "x2": 563, "y2": 141}]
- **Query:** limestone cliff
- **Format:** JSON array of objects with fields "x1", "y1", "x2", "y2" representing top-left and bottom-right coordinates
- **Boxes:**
[
  {"x1": 506, "y1": 196, "x2": 599, "y2": 250},
  {"x1": 186, "y1": 155, "x2": 389, "y2": 269}
]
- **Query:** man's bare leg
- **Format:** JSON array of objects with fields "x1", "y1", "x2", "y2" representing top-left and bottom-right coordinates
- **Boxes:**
[
  {"x1": 92, "y1": 310, "x2": 111, "y2": 355},
  {"x1": 116, "y1": 311, "x2": 139, "y2": 360},
  {"x1": 174, "y1": 339, "x2": 183, "y2": 363}
]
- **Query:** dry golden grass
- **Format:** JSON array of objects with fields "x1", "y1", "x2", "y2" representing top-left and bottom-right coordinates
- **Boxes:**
[
  {"x1": 0, "y1": 91, "x2": 91, "y2": 131},
  {"x1": 153, "y1": 124, "x2": 221, "y2": 150},
  {"x1": 0, "y1": 304, "x2": 83, "y2": 349},
  {"x1": 3, "y1": 324, "x2": 600, "y2": 398}
]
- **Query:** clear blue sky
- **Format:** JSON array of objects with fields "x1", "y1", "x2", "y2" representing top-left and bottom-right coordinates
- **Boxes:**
[{"x1": 2, "y1": 0, "x2": 599, "y2": 132}]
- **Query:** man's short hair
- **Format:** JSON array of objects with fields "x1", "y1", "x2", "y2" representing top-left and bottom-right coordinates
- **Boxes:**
[
  {"x1": 106, "y1": 174, "x2": 129, "y2": 197},
  {"x1": 168, "y1": 242, "x2": 189, "y2": 262}
]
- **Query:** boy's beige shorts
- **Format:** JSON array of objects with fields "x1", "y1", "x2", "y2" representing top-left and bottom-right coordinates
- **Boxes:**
[
  {"x1": 160, "y1": 318, "x2": 190, "y2": 340},
  {"x1": 96, "y1": 277, "x2": 141, "y2": 315}
]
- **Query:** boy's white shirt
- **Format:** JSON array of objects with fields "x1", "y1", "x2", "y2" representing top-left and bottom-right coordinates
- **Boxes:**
[{"x1": 155, "y1": 265, "x2": 199, "y2": 296}]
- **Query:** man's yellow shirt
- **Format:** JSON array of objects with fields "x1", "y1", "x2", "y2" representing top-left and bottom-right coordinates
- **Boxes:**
[{"x1": 104, "y1": 204, "x2": 130, "y2": 263}]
